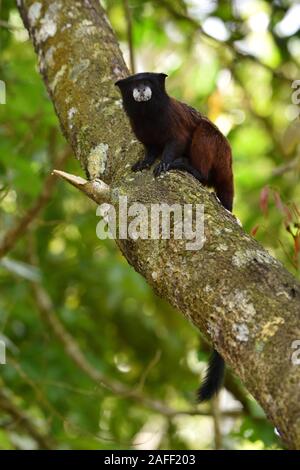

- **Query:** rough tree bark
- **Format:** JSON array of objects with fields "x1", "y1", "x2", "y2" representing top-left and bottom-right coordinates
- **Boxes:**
[{"x1": 18, "y1": 0, "x2": 300, "y2": 449}]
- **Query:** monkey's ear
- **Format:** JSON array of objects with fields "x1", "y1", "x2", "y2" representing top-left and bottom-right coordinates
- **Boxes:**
[
  {"x1": 159, "y1": 73, "x2": 168, "y2": 80},
  {"x1": 115, "y1": 77, "x2": 128, "y2": 88}
]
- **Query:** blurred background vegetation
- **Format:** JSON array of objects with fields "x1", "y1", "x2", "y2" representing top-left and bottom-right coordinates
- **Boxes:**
[{"x1": 0, "y1": 0, "x2": 299, "y2": 450}]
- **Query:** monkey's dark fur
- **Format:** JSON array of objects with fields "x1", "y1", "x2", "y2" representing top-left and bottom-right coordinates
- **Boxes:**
[
  {"x1": 115, "y1": 72, "x2": 234, "y2": 401},
  {"x1": 115, "y1": 72, "x2": 234, "y2": 211}
]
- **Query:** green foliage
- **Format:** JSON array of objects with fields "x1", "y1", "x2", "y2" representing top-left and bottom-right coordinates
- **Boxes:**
[{"x1": 0, "y1": 0, "x2": 299, "y2": 450}]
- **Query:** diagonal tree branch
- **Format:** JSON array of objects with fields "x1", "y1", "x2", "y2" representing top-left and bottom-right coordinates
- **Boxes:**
[{"x1": 18, "y1": 0, "x2": 300, "y2": 449}]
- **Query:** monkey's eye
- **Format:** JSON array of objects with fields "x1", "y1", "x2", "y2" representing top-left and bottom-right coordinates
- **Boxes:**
[{"x1": 132, "y1": 85, "x2": 152, "y2": 102}]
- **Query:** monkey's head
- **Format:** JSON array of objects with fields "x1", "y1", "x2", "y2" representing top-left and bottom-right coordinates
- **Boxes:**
[{"x1": 115, "y1": 72, "x2": 168, "y2": 116}]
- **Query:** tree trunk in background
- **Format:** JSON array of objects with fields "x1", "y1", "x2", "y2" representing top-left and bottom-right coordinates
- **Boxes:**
[{"x1": 18, "y1": 0, "x2": 300, "y2": 449}]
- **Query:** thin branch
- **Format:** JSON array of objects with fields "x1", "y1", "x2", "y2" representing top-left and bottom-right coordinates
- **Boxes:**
[
  {"x1": 225, "y1": 373, "x2": 253, "y2": 415},
  {"x1": 30, "y1": 274, "x2": 241, "y2": 420},
  {"x1": 52, "y1": 170, "x2": 111, "y2": 205},
  {"x1": 231, "y1": 69, "x2": 284, "y2": 159},
  {"x1": 123, "y1": 0, "x2": 135, "y2": 74},
  {"x1": 211, "y1": 395, "x2": 222, "y2": 450},
  {"x1": 272, "y1": 155, "x2": 300, "y2": 177},
  {"x1": 0, "y1": 148, "x2": 69, "y2": 259},
  {"x1": 0, "y1": 20, "x2": 22, "y2": 30},
  {"x1": 0, "y1": 388, "x2": 53, "y2": 449},
  {"x1": 7, "y1": 359, "x2": 137, "y2": 447},
  {"x1": 156, "y1": 0, "x2": 291, "y2": 82},
  {"x1": 134, "y1": 349, "x2": 162, "y2": 393}
]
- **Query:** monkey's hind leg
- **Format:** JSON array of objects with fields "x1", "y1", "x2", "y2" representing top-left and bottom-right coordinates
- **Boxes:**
[
  {"x1": 163, "y1": 158, "x2": 208, "y2": 185},
  {"x1": 154, "y1": 157, "x2": 207, "y2": 184},
  {"x1": 132, "y1": 145, "x2": 160, "y2": 172}
]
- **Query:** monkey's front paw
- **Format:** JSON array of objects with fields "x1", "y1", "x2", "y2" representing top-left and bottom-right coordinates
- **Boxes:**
[
  {"x1": 153, "y1": 162, "x2": 171, "y2": 177},
  {"x1": 131, "y1": 159, "x2": 151, "y2": 172}
]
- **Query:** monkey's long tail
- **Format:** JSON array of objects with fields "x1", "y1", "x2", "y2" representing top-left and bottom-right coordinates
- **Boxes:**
[{"x1": 197, "y1": 350, "x2": 225, "y2": 402}]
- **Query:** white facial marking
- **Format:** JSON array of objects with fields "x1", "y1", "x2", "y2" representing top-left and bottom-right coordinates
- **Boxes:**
[{"x1": 133, "y1": 86, "x2": 152, "y2": 102}]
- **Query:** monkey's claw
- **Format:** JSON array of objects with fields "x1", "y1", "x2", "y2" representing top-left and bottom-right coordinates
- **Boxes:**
[
  {"x1": 153, "y1": 162, "x2": 171, "y2": 177},
  {"x1": 131, "y1": 159, "x2": 151, "y2": 172}
]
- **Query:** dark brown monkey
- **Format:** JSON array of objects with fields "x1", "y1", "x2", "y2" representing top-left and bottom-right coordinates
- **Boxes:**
[
  {"x1": 115, "y1": 72, "x2": 234, "y2": 212},
  {"x1": 115, "y1": 72, "x2": 234, "y2": 401}
]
